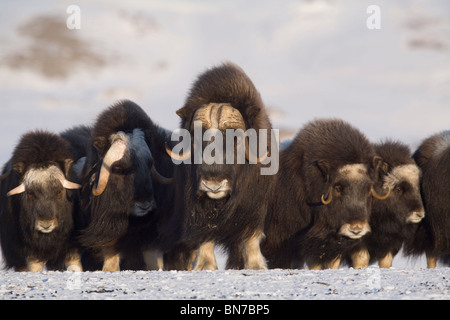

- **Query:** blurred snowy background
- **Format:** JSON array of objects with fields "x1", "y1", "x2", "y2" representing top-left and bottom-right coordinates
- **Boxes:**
[{"x1": 0, "y1": 0, "x2": 449, "y2": 269}]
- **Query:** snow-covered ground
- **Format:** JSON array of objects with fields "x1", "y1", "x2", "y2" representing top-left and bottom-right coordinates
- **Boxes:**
[
  {"x1": 1, "y1": 268, "x2": 449, "y2": 300},
  {"x1": 1, "y1": 0, "x2": 450, "y2": 301}
]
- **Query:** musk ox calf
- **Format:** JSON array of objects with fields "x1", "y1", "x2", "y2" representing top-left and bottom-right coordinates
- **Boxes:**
[
  {"x1": 0, "y1": 131, "x2": 83, "y2": 272},
  {"x1": 164, "y1": 62, "x2": 276, "y2": 270},
  {"x1": 77, "y1": 100, "x2": 174, "y2": 271},
  {"x1": 262, "y1": 118, "x2": 389, "y2": 269},
  {"x1": 347, "y1": 140, "x2": 424, "y2": 268},
  {"x1": 404, "y1": 130, "x2": 450, "y2": 268}
]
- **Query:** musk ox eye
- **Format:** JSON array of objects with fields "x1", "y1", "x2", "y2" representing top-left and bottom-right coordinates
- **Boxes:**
[
  {"x1": 111, "y1": 165, "x2": 125, "y2": 173},
  {"x1": 334, "y1": 184, "x2": 343, "y2": 195}
]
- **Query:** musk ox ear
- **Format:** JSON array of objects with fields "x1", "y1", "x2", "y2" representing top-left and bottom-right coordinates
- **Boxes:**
[
  {"x1": 176, "y1": 107, "x2": 187, "y2": 120},
  {"x1": 380, "y1": 161, "x2": 390, "y2": 175},
  {"x1": 371, "y1": 156, "x2": 389, "y2": 179},
  {"x1": 93, "y1": 136, "x2": 107, "y2": 154},
  {"x1": 316, "y1": 159, "x2": 330, "y2": 182},
  {"x1": 12, "y1": 162, "x2": 25, "y2": 175},
  {"x1": 63, "y1": 159, "x2": 74, "y2": 178}
]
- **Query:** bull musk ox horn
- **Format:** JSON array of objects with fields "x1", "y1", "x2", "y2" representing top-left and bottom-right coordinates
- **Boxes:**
[
  {"x1": 321, "y1": 186, "x2": 333, "y2": 205},
  {"x1": 193, "y1": 103, "x2": 270, "y2": 164},
  {"x1": 171, "y1": 103, "x2": 269, "y2": 164},
  {"x1": 92, "y1": 137, "x2": 128, "y2": 196},
  {"x1": 7, "y1": 171, "x2": 81, "y2": 197},
  {"x1": 165, "y1": 142, "x2": 191, "y2": 161},
  {"x1": 371, "y1": 186, "x2": 391, "y2": 200},
  {"x1": 245, "y1": 138, "x2": 269, "y2": 163},
  {"x1": 151, "y1": 164, "x2": 173, "y2": 184}
]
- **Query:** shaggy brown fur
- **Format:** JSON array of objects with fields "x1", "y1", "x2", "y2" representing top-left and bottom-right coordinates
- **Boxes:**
[
  {"x1": 0, "y1": 130, "x2": 80, "y2": 271},
  {"x1": 164, "y1": 62, "x2": 275, "y2": 270},
  {"x1": 262, "y1": 119, "x2": 382, "y2": 269},
  {"x1": 76, "y1": 100, "x2": 175, "y2": 271},
  {"x1": 404, "y1": 131, "x2": 450, "y2": 267},
  {"x1": 346, "y1": 140, "x2": 424, "y2": 268}
]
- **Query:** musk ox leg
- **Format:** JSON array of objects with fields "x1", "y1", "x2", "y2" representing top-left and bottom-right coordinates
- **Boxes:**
[
  {"x1": 64, "y1": 249, "x2": 83, "y2": 272},
  {"x1": 308, "y1": 263, "x2": 322, "y2": 270},
  {"x1": 378, "y1": 252, "x2": 393, "y2": 268},
  {"x1": 26, "y1": 258, "x2": 46, "y2": 272},
  {"x1": 242, "y1": 231, "x2": 267, "y2": 270},
  {"x1": 351, "y1": 248, "x2": 370, "y2": 269},
  {"x1": 102, "y1": 252, "x2": 121, "y2": 272},
  {"x1": 426, "y1": 254, "x2": 437, "y2": 269},
  {"x1": 193, "y1": 241, "x2": 218, "y2": 271},
  {"x1": 326, "y1": 255, "x2": 341, "y2": 269},
  {"x1": 143, "y1": 249, "x2": 164, "y2": 271},
  {"x1": 164, "y1": 249, "x2": 194, "y2": 270},
  {"x1": 187, "y1": 250, "x2": 198, "y2": 271}
]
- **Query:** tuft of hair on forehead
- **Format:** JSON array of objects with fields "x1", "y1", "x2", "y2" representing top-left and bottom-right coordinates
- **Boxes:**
[
  {"x1": 92, "y1": 100, "x2": 153, "y2": 156},
  {"x1": 383, "y1": 164, "x2": 420, "y2": 190},
  {"x1": 374, "y1": 140, "x2": 414, "y2": 170},
  {"x1": 11, "y1": 130, "x2": 72, "y2": 174},
  {"x1": 294, "y1": 118, "x2": 376, "y2": 169},
  {"x1": 177, "y1": 62, "x2": 272, "y2": 131},
  {"x1": 338, "y1": 164, "x2": 368, "y2": 180},
  {"x1": 23, "y1": 165, "x2": 66, "y2": 187}
]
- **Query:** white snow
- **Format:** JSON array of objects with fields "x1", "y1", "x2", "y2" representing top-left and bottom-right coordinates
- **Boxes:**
[
  {"x1": 1, "y1": 0, "x2": 450, "y2": 301},
  {"x1": 1, "y1": 268, "x2": 449, "y2": 300}
]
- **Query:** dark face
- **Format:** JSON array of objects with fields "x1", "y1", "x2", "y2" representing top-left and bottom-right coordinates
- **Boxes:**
[
  {"x1": 185, "y1": 103, "x2": 249, "y2": 201},
  {"x1": 193, "y1": 127, "x2": 236, "y2": 200},
  {"x1": 17, "y1": 165, "x2": 74, "y2": 234},
  {"x1": 93, "y1": 129, "x2": 156, "y2": 217},
  {"x1": 381, "y1": 164, "x2": 425, "y2": 224},
  {"x1": 321, "y1": 164, "x2": 373, "y2": 239},
  {"x1": 129, "y1": 145, "x2": 156, "y2": 217}
]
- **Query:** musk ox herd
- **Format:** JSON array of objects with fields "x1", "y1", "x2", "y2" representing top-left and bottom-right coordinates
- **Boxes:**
[{"x1": 0, "y1": 62, "x2": 449, "y2": 272}]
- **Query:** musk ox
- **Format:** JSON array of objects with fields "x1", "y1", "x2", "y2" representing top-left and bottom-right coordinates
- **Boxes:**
[
  {"x1": 262, "y1": 118, "x2": 389, "y2": 269},
  {"x1": 0, "y1": 130, "x2": 83, "y2": 272},
  {"x1": 77, "y1": 100, "x2": 174, "y2": 271},
  {"x1": 404, "y1": 130, "x2": 450, "y2": 268},
  {"x1": 347, "y1": 140, "x2": 424, "y2": 268},
  {"x1": 164, "y1": 62, "x2": 277, "y2": 270}
]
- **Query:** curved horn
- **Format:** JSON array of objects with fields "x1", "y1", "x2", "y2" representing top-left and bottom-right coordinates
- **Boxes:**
[
  {"x1": 165, "y1": 142, "x2": 191, "y2": 162},
  {"x1": 321, "y1": 186, "x2": 333, "y2": 205},
  {"x1": 245, "y1": 148, "x2": 269, "y2": 163},
  {"x1": 151, "y1": 164, "x2": 173, "y2": 184},
  {"x1": 92, "y1": 139, "x2": 128, "y2": 196},
  {"x1": 60, "y1": 178, "x2": 82, "y2": 190},
  {"x1": 371, "y1": 186, "x2": 391, "y2": 200},
  {"x1": 7, "y1": 183, "x2": 26, "y2": 197},
  {"x1": 245, "y1": 141, "x2": 269, "y2": 163}
]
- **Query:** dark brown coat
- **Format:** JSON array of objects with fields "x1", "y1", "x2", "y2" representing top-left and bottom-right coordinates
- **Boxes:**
[
  {"x1": 0, "y1": 130, "x2": 82, "y2": 271},
  {"x1": 347, "y1": 140, "x2": 424, "y2": 268},
  {"x1": 76, "y1": 100, "x2": 175, "y2": 271},
  {"x1": 164, "y1": 62, "x2": 276, "y2": 270},
  {"x1": 405, "y1": 131, "x2": 450, "y2": 268},
  {"x1": 262, "y1": 119, "x2": 383, "y2": 269}
]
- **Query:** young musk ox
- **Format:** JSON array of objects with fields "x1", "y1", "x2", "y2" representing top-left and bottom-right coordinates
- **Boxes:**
[
  {"x1": 347, "y1": 140, "x2": 424, "y2": 268},
  {"x1": 76, "y1": 100, "x2": 174, "y2": 271},
  {"x1": 0, "y1": 131, "x2": 83, "y2": 272},
  {"x1": 404, "y1": 130, "x2": 450, "y2": 268},
  {"x1": 261, "y1": 118, "x2": 390, "y2": 269},
  {"x1": 164, "y1": 62, "x2": 277, "y2": 270}
]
